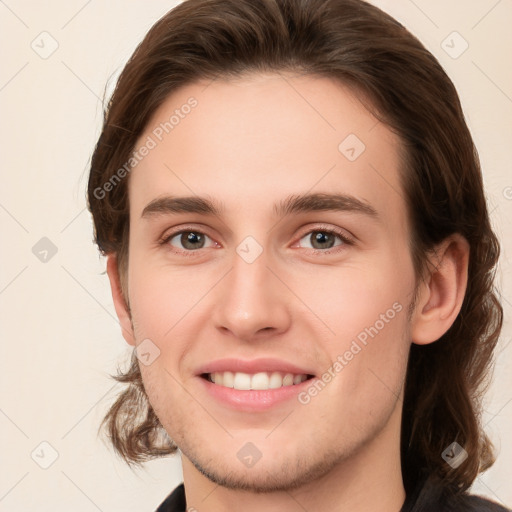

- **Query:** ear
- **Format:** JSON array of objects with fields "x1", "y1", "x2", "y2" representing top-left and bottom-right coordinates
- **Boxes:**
[
  {"x1": 410, "y1": 233, "x2": 470, "y2": 345},
  {"x1": 106, "y1": 253, "x2": 135, "y2": 346}
]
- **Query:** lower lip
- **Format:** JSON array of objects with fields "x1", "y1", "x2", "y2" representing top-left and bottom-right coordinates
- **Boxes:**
[{"x1": 199, "y1": 376, "x2": 313, "y2": 411}]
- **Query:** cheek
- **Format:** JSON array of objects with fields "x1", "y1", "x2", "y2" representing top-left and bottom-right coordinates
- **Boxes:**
[
  {"x1": 128, "y1": 259, "x2": 210, "y2": 340},
  {"x1": 299, "y1": 254, "x2": 412, "y2": 342},
  {"x1": 296, "y1": 251, "x2": 413, "y2": 395},
  {"x1": 127, "y1": 260, "x2": 221, "y2": 391}
]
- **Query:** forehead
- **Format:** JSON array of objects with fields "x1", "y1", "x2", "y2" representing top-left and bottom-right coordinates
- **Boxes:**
[{"x1": 128, "y1": 72, "x2": 408, "y2": 232}]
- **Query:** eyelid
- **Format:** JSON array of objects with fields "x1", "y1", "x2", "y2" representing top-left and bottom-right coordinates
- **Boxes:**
[
  {"x1": 292, "y1": 224, "x2": 355, "y2": 250},
  {"x1": 158, "y1": 224, "x2": 218, "y2": 255},
  {"x1": 159, "y1": 223, "x2": 355, "y2": 255}
]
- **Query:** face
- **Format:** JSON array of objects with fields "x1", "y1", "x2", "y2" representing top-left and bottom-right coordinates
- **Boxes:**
[{"x1": 123, "y1": 73, "x2": 418, "y2": 491}]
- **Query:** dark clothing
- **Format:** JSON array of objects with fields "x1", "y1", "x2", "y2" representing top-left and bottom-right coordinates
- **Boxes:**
[
  {"x1": 156, "y1": 474, "x2": 510, "y2": 511},
  {"x1": 155, "y1": 483, "x2": 186, "y2": 512},
  {"x1": 399, "y1": 473, "x2": 510, "y2": 512}
]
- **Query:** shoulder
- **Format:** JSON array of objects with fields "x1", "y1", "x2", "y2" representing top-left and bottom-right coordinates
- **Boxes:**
[
  {"x1": 447, "y1": 494, "x2": 511, "y2": 512},
  {"x1": 156, "y1": 479, "x2": 511, "y2": 511},
  {"x1": 409, "y1": 474, "x2": 510, "y2": 512}
]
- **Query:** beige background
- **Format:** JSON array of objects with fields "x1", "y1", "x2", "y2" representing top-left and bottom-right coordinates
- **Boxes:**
[{"x1": 0, "y1": 0, "x2": 510, "y2": 510}]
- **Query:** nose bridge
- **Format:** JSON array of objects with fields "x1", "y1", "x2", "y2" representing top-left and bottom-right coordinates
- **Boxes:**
[{"x1": 212, "y1": 237, "x2": 291, "y2": 339}]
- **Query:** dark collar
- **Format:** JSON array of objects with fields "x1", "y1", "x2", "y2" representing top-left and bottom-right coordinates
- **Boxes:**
[
  {"x1": 155, "y1": 476, "x2": 510, "y2": 512},
  {"x1": 155, "y1": 483, "x2": 186, "y2": 512}
]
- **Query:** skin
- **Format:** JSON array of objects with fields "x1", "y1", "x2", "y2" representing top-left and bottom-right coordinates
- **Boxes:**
[{"x1": 107, "y1": 72, "x2": 469, "y2": 512}]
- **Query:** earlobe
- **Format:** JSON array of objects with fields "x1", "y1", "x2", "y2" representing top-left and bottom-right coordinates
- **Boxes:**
[
  {"x1": 106, "y1": 254, "x2": 136, "y2": 346},
  {"x1": 411, "y1": 234, "x2": 470, "y2": 345}
]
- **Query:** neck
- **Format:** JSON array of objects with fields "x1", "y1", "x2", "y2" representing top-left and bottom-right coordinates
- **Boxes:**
[{"x1": 180, "y1": 404, "x2": 406, "y2": 512}]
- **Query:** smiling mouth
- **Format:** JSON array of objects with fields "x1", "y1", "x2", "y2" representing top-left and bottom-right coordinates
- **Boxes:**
[{"x1": 201, "y1": 371, "x2": 315, "y2": 391}]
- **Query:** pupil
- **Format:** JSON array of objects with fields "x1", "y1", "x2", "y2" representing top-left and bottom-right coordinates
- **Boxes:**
[
  {"x1": 313, "y1": 231, "x2": 334, "y2": 249},
  {"x1": 183, "y1": 232, "x2": 203, "y2": 249}
]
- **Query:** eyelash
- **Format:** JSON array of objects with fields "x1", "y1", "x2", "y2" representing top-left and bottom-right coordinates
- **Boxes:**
[{"x1": 158, "y1": 225, "x2": 354, "y2": 257}]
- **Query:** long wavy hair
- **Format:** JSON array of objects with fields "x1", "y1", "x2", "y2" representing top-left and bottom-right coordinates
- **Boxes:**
[{"x1": 87, "y1": 0, "x2": 503, "y2": 495}]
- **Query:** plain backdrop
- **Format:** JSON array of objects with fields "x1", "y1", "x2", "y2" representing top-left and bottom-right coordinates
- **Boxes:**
[{"x1": 0, "y1": 1, "x2": 511, "y2": 510}]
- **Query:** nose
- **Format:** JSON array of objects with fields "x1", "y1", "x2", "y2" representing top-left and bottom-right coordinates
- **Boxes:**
[{"x1": 211, "y1": 243, "x2": 292, "y2": 342}]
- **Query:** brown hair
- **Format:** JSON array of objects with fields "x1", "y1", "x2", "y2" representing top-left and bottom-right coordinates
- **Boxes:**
[{"x1": 87, "y1": 0, "x2": 503, "y2": 495}]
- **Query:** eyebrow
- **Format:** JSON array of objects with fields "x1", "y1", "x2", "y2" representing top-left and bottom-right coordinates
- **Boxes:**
[{"x1": 141, "y1": 192, "x2": 379, "y2": 220}]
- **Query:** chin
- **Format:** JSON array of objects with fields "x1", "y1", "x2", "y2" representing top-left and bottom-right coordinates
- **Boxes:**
[{"x1": 184, "y1": 447, "x2": 341, "y2": 493}]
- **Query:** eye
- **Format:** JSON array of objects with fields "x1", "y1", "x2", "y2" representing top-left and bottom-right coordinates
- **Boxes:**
[
  {"x1": 297, "y1": 228, "x2": 353, "y2": 251},
  {"x1": 159, "y1": 226, "x2": 353, "y2": 255},
  {"x1": 162, "y1": 230, "x2": 217, "y2": 252}
]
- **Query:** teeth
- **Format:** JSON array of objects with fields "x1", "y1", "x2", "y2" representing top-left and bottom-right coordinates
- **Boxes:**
[
  {"x1": 214, "y1": 372, "x2": 223, "y2": 386},
  {"x1": 293, "y1": 374, "x2": 303, "y2": 385},
  {"x1": 282, "y1": 373, "x2": 294, "y2": 386},
  {"x1": 222, "y1": 371, "x2": 234, "y2": 388},
  {"x1": 233, "y1": 372, "x2": 251, "y2": 390},
  {"x1": 269, "y1": 372, "x2": 283, "y2": 389},
  {"x1": 208, "y1": 371, "x2": 308, "y2": 390},
  {"x1": 251, "y1": 372, "x2": 270, "y2": 390}
]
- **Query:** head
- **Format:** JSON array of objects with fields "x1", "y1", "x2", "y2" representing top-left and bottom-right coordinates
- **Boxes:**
[{"x1": 88, "y1": 0, "x2": 502, "y2": 495}]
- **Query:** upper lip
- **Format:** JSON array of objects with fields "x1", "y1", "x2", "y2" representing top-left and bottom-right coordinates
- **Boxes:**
[{"x1": 196, "y1": 358, "x2": 315, "y2": 376}]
